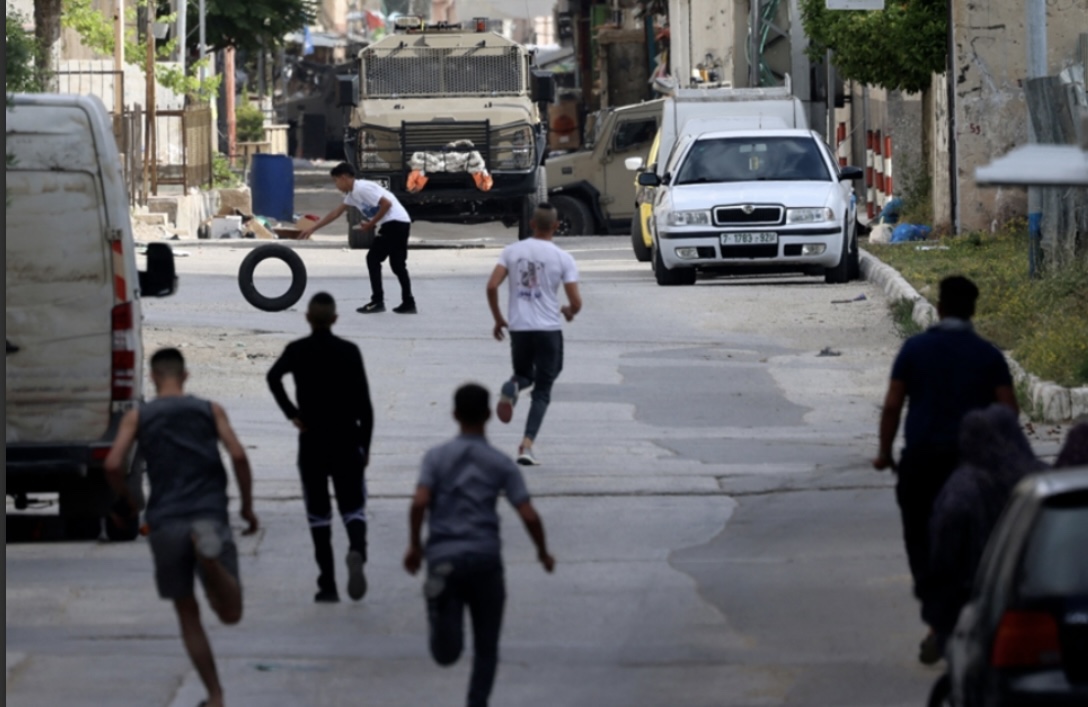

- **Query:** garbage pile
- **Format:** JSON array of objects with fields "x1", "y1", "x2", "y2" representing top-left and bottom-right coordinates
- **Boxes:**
[{"x1": 198, "y1": 209, "x2": 322, "y2": 241}]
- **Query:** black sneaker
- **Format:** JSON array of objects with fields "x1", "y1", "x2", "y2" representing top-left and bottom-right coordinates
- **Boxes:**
[
  {"x1": 392, "y1": 302, "x2": 417, "y2": 314},
  {"x1": 346, "y1": 550, "x2": 367, "y2": 601},
  {"x1": 357, "y1": 301, "x2": 385, "y2": 314},
  {"x1": 314, "y1": 587, "x2": 340, "y2": 603}
]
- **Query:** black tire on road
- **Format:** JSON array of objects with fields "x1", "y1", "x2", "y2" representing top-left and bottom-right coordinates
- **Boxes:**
[
  {"x1": 654, "y1": 243, "x2": 696, "y2": 286},
  {"x1": 551, "y1": 194, "x2": 593, "y2": 236},
  {"x1": 238, "y1": 244, "x2": 308, "y2": 312},
  {"x1": 824, "y1": 224, "x2": 851, "y2": 284},
  {"x1": 631, "y1": 214, "x2": 651, "y2": 262},
  {"x1": 346, "y1": 206, "x2": 375, "y2": 249},
  {"x1": 926, "y1": 673, "x2": 951, "y2": 707},
  {"x1": 518, "y1": 196, "x2": 534, "y2": 240},
  {"x1": 847, "y1": 228, "x2": 860, "y2": 281}
]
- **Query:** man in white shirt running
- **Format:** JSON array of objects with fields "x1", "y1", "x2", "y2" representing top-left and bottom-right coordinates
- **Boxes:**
[
  {"x1": 485, "y1": 203, "x2": 582, "y2": 465},
  {"x1": 298, "y1": 162, "x2": 416, "y2": 314}
]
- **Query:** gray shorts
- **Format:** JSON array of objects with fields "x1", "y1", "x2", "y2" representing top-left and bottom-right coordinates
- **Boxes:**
[{"x1": 148, "y1": 518, "x2": 239, "y2": 600}]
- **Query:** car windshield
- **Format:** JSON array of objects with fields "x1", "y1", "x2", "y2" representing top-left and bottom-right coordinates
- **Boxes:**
[
  {"x1": 1018, "y1": 491, "x2": 1088, "y2": 597},
  {"x1": 674, "y1": 136, "x2": 831, "y2": 185}
]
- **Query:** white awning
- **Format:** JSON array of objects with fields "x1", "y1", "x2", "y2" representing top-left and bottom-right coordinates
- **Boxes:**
[{"x1": 975, "y1": 145, "x2": 1088, "y2": 187}]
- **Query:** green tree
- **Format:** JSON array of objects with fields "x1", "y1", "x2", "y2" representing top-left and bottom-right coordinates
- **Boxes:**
[
  {"x1": 6, "y1": 8, "x2": 48, "y2": 95},
  {"x1": 186, "y1": 0, "x2": 317, "y2": 54},
  {"x1": 800, "y1": 0, "x2": 946, "y2": 94}
]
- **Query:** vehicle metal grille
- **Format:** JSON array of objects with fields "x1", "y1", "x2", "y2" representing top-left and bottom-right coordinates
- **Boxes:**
[
  {"x1": 714, "y1": 206, "x2": 784, "y2": 226},
  {"x1": 401, "y1": 120, "x2": 491, "y2": 170},
  {"x1": 719, "y1": 244, "x2": 779, "y2": 258},
  {"x1": 362, "y1": 46, "x2": 523, "y2": 98}
]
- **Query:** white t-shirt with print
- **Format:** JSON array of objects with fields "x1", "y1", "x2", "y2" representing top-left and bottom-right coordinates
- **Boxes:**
[
  {"x1": 342, "y1": 179, "x2": 411, "y2": 226},
  {"x1": 497, "y1": 238, "x2": 579, "y2": 332}
]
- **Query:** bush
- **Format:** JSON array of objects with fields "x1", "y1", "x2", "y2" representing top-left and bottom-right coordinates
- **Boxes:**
[
  {"x1": 868, "y1": 224, "x2": 1088, "y2": 388},
  {"x1": 236, "y1": 101, "x2": 266, "y2": 143},
  {"x1": 212, "y1": 153, "x2": 241, "y2": 188},
  {"x1": 6, "y1": 8, "x2": 47, "y2": 95}
]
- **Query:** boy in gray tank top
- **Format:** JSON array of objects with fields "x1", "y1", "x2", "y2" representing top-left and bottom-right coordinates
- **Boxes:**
[
  {"x1": 404, "y1": 383, "x2": 555, "y2": 707},
  {"x1": 106, "y1": 348, "x2": 258, "y2": 707}
]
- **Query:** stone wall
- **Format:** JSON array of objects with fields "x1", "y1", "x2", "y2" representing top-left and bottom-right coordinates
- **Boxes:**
[{"x1": 948, "y1": 0, "x2": 1087, "y2": 232}]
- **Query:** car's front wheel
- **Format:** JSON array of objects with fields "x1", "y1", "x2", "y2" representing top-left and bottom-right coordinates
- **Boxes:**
[
  {"x1": 551, "y1": 194, "x2": 593, "y2": 236},
  {"x1": 631, "y1": 215, "x2": 651, "y2": 262},
  {"x1": 824, "y1": 224, "x2": 851, "y2": 284},
  {"x1": 654, "y1": 243, "x2": 696, "y2": 286}
]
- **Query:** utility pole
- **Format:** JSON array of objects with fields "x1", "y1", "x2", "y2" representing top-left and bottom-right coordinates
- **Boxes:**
[
  {"x1": 749, "y1": 0, "x2": 761, "y2": 87},
  {"x1": 114, "y1": 0, "x2": 125, "y2": 117},
  {"x1": 144, "y1": 0, "x2": 157, "y2": 199},
  {"x1": 226, "y1": 47, "x2": 237, "y2": 165},
  {"x1": 198, "y1": 0, "x2": 206, "y2": 82},
  {"x1": 1026, "y1": 0, "x2": 1047, "y2": 278},
  {"x1": 176, "y1": 0, "x2": 187, "y2": 86}
]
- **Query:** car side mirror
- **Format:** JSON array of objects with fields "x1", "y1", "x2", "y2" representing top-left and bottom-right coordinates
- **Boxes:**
[
  {"x1": 139, "y1": 242, "x2": 177, "y2": 297},
  {"x1": 531, "y1": 70, "x2": 556, "y2": 105},
  {"x1": 637, "y1": 171, "x2": 661, "y2": 187},
  {"x1": 839, "y1": 165, "x2": 864, "y2": 181},
  {"x1": 625, "y1": 156, "x2": 644, "y2": 172}
]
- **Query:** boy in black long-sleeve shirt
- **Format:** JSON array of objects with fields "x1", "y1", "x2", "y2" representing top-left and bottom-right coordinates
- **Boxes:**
[{"x1": 267, "y1": 292, "x2": 375, "y2": 603}]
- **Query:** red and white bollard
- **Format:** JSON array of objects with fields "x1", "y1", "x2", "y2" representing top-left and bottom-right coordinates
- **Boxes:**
[
  {"x1": 883, "y1": 135, "x2": 893, "y2": 201},
  {"x1": 874, "y1": 130, "x2": 885, "y2": 209},
  {"x1": 836, "y1": 122, "x2": 848, "y2": 167},
  {"x1": 865, "y1": 130, "x2": 876, "y2": 220}
]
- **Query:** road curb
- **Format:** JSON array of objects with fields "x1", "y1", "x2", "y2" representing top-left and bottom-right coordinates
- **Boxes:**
[
  {"x1": 861, "y1": 248, "x2": 1088, "y2": 423},
  {"x1": 154, "y1": 239, "x2": 490, "y2": 251}
]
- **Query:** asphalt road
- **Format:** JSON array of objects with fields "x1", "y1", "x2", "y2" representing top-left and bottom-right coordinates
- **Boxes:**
[{"x1": 7, "y1": 221, "x2": 949, "y2": 706}]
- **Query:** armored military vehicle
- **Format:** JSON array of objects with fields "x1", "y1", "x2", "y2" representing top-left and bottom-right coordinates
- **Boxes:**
[{"x1": 344, "y1": 17, "x2": 553, "y2": 248}]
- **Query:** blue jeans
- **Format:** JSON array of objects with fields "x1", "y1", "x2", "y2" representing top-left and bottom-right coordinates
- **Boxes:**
[
  {"x1": 509, "y1": 330, "x2": 564, "y2": 441},
  {"x1": 426, "y1": 554, "x2": 506, "y2": 707}
]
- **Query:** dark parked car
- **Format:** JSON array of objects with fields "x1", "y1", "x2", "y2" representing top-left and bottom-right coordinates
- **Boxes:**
[{"x1": 933, "y1": 468, "x2": 1088, "y2": 706}]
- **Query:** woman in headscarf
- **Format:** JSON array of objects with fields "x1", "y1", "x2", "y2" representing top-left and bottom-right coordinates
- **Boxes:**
[
  {"x1": 1055, "y1": 421, "x2": 1088, "y2": 468},
  {"x1": 922, "y1": 404, "x2": 1048, "y2": 656}
]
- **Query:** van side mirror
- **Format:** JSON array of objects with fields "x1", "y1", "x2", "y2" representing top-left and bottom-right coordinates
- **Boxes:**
[
  {"x1": 531, "y1": 70, "x2": 556, "y2": 105},
  {"x1": 338, "y1": 75, "x2": 358, "y2": 108},
  {"x1": 637, "y1": 171, "x2": 661, "y2": 187},
  {"x1": 625, "y1": 156, "x2": 644, "y2": 172},
  {"x1": 839, "y1": 165, "x2": 864, "y2": 181},
  {"x1": 139, "y1": 242, "x2": 177, "y2": 297}
]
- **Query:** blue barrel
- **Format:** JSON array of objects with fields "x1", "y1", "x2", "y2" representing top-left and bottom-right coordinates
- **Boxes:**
[{"x1": 250, "y1": 154, "x2": 295, "y2": 222}]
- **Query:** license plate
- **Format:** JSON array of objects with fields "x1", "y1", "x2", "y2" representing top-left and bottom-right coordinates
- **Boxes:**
[
  {"x1": 374, "y1": 177, "x2": 390, "y2": 189},
  {"x1": 721, "y1": 232, "x2": 778, "y2": 246}
]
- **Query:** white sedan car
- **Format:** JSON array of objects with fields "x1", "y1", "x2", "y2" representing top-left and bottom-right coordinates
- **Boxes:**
[{"x1": 638, "y1": 129, "x2": 864, "y2": 286}]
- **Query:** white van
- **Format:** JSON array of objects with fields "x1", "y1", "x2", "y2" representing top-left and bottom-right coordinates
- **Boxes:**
[
  {"x1": 6, "y1": 93, "x2": 177, "y2": 539},
  {"x1": 644, "y1": 79, "x2": 808, "y2": 178}
]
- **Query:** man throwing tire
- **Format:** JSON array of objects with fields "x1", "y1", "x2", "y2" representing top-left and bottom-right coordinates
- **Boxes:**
[
  {"x1": 298, "y1": 162, "x2": 416, "y2": 314},
  {"x1": 486, "y1": 203, "x2": 582, "y2": 466}
]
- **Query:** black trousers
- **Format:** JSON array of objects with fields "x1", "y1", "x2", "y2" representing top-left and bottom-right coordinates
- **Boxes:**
[
  {"x1": 895, "y1": 446, "x2": 960, "y2": 604},
  {"x1": 367, "y1": 220, "x2": 413, "y2": 305},
  {"x1": 298, "y1": 433, "x2": 368, "y2": 591},
  {"x1": 509, "y1": 330, "x2": 564, "y2": 442},
  {"x1": 426, "y1": 555, "x2": 506, "y2": 707}
]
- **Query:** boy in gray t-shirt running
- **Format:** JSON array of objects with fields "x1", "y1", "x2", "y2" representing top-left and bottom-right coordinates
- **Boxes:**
[
  {"x1": 404, "y1": 383, "x2": 554, "y2": 707},
  {"x1": 105, "y1": 348, "x2": 258, "y2": 707}
]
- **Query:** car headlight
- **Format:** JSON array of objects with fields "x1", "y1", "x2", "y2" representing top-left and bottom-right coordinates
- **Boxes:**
[
  {"x1": 666, "y1": 210, "x2": 711, "y2": 226},
  {"x1": 494, "y1": 126, "x2": 535, "y2": 170},
  {"x1": 786, "y1": 207, "x2": 835, "y2": 224}
]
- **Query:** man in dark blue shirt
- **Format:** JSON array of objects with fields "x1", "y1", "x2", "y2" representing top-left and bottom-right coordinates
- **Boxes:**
[
  {"x1": 404, "y1": 383, "x2": 554, "y2": 707},
  {"x1": 267, "y1": 292, "x2": 374, "y2": 603},
  {"x1": 873, "y1": 275, "x2": 1018, "y2": 663}
]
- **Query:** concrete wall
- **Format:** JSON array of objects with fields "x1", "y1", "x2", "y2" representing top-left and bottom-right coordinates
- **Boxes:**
[
  {"x1": 949, "y1": 0, "x2": 1088, "y2": 232},
  {"x1": 669, "y1": 0, "x2": 736, "y2": 89}
]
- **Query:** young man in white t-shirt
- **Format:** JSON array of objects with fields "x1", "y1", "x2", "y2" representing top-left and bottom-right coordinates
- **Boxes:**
[
  {"x1": 485, "y1": 203, "x2": 582, "y2": 465},
  {"x1": 298, "y1": 162, "x2": 416, "y2": 314}
]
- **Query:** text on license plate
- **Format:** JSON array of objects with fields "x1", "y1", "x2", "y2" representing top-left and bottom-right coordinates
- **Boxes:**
[
  {"x1": 721, "y1": 232, "x2": 777, "y2": 246},
  {"x1": 374, "y1": 178, "x2": 391, "y2": 188}
]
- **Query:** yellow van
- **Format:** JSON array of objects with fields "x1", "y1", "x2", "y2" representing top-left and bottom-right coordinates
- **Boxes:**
[{"x1": 629, "y1": 129, "x2": 661, "y2": 262}]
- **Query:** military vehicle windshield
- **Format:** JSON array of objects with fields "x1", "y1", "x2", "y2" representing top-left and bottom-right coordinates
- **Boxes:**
[{"x1": 362, "y1": 45, "x2": 523, "y2": 98}]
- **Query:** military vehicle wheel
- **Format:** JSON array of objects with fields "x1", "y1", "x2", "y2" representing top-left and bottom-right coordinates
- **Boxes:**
[
  {"x1": 517, "y1": 196, "x2": 534, "y2": 240},
  {"x1": 631, "y1": 215, "x2": 651, "y2": 262},
  {"x1": 552, "y1": 194, "x2": 592, "y2": 236}
]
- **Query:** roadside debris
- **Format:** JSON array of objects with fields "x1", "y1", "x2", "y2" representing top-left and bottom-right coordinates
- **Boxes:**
[
  {"x1": 831, "y1": 293, "x2": 868, "y2": 304},
  {"x1": 817, "y1": 347, "x2": 843, "y2": 357}
]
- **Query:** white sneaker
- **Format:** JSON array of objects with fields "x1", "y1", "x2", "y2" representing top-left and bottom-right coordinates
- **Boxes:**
[{"x1": 516, "y1": 447, "x2": 540, "y2": 466}]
